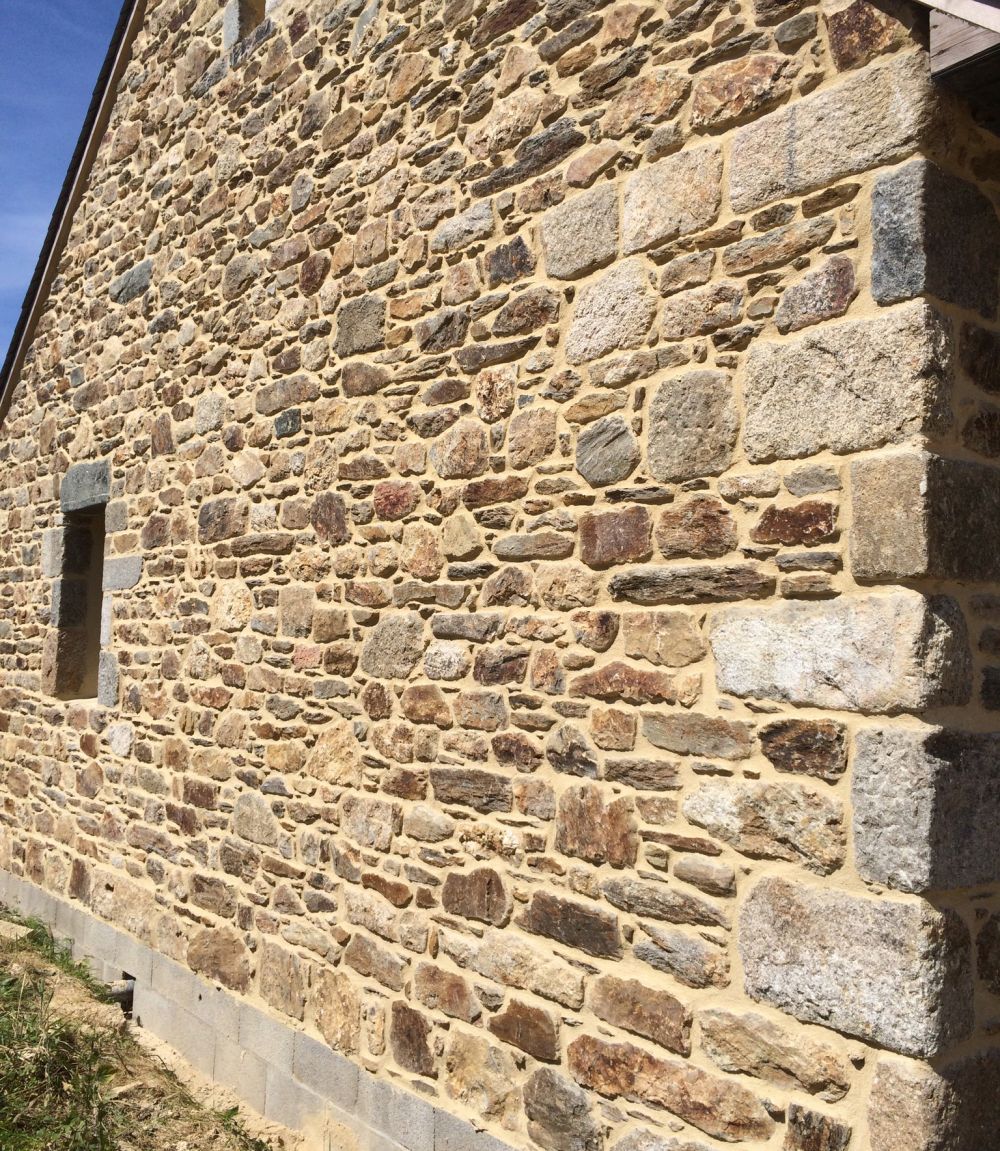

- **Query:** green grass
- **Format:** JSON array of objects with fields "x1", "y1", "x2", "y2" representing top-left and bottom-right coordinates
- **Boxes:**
[
  {"x1": 0, "y1": 909, "x2": 279, "y2": 1151},
  {"x1": 0, "y1": 966, "x2": 121, "y2": 1150}
]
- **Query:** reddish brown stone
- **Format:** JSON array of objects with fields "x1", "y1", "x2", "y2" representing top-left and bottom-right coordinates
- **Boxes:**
[
  {"x1": 570, "y1": 610, "x2": 620, "y2": 652},
  {"x1": 785, "y1": 1104, "x2": 852, "y2": 1151},
  {"x1": 428, "y1": 764, "x2": 510, "y2": 810},
  {"x1": 373, "y1": 480, "x2": 421, "y2": 521},
  {"x1": 390, "y1": 1002, "x2": 436, "y2": 1076},
  {"x1": 520, "y1": 891, "x2": 622, "y2": 959},
  {"x1": 555, "y1": 783, "x2": 639, "y2": 868},
  {"x1": 827, "y1": 0, "x2": 907, "y2": 71},
  {"x1": 401, "y1": 685, "x2": 452, "y2": 728},
  {"x1": 310, "y1": 492, "x2": 350, "y2": 544},
  {"x1": 464, "y1": 475, "x2": 531, "y2": 508},
  {"x1": 474, "y1": 646, "x2": 530, "y2": 685},
  {"x1": 656, "y1": 497, "x2": 737, "y2": 559},
  {"x1": 490, "y1": 999, "x2": 560, "y2": 1062},
  {"x1": 197, "y1": 498, "x2": 247, "y2": 544},
  {"x1": 300, "y1": 251, "x2": 330, "y2": 295},
  {"x1": 362, "y1": 871, "x2": 413, "y2": 908},
  {"x1": 691, "y1": 55, "x2": 793, "y2": 132},
  {"x1": 591, "y1": 708, "x2": 636, "y2": 751},
  {"x1": 751, "y1": 501, "x2": 837, "y2": 546},
  {"x1": 589, "y1": 974, "x2": 691, "y2": 1056},
  {"x1": 569, "y1": 661, "x2": 699, "y2": 706},
  {"x1": 760, "y1": 719, "x2": 847, "y2": 783},
  {"x1": 344, "y1": 933, "x2": 407, "y2": 990},
  {"x1": 414, "y1": 962, "x2": 481, "y2": 1022},
  {"x1": 492, "y1": 731, "x2": 543, "y2": 771},
  {"x1": 443, "y1": 868, "x2": 512, "y2": 926},
  {"x1": 568, "y1": 1035, "x2": 775, "y2": 1143},
  {"x1": 343, "y1": 361, "x2": 389, "y2": 397},
  {"x1": 361, "y1": 680, "x2": 394, "y2": 720},
  {"x1": 579, "y1": 506, "x2": 653, "y2": 569}
]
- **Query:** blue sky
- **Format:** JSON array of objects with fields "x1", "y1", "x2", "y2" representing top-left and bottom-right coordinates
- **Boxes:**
[{"x1": 0, "y1": 0, "x2": 125, "y2": 362}]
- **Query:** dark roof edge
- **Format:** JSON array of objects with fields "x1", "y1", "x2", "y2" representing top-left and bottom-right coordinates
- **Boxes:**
[{"x1": 0, "y1": 0, "x2": 145, "y2": 428}]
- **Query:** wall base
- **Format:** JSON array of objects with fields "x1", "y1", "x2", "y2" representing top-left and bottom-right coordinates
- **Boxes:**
[{"x1": 0, "y1": 870, "x2": 515, "y2": 1151}]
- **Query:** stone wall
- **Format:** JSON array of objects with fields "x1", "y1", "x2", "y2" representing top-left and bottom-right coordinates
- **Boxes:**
[{"x1": 1, "y1": 0, "x2": 1000, "y2": 1148}]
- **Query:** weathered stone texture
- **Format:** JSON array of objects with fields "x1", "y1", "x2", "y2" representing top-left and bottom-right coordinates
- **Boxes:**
[
  {"x1": 743, "y1": 301, "x2": 950, "y2": 461},
  {"x1": 853, "y1": 726, "x2": 1000, "y2": 893},
  {"x1": 711, "y1": 593, "x2": 971, "y2": 713},
  {"x1": 4, "y1": 5, "x2": 995, "y2": 1151},
  {"x1": 741, "y1": 878, "x2": 973, "y2": 1057}
]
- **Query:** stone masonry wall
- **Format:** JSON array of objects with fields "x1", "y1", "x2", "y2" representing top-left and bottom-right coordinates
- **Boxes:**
[{"x1": 2, "y1": 0, "x2": 1000, "y2": 1148}]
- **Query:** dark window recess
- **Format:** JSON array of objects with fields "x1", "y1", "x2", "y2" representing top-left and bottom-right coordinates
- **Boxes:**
[
  {"x1": 50, "y1": 507, "x2": 105, "y2": 700},
  {"x1": 238, "y1": 0, "x2": 266, "y2": 38}
]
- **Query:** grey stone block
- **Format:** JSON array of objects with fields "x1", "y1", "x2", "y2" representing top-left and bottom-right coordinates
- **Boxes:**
[
  {"x1": 711, "y1": 591, "x2": 971, "y2": 714},
  {"x1": 730, "y1": 53, "x2": 934, "y2": 211},
  {"x1": 740, "y1": 877, "x2": 973, "y2": 1058},
  {"x1": 873, "y1": 159, "x2": 1000, "y2": 319},
  {"x1": 61, "y1": 460, "x2": 110, "y2": 513},
  {"x1": 851, "y1": 451, "x2": 1000, "y2": 583},
  {"x1": 104, "y1": 500, "x2": 128, "y2": 533},
  {"x1": 109, "y1": 259, "x2": 154, "y2": 305},
  {"x1": 356, "y1": 1074, "x2": 435, "y2": 1151},
  {"x1": 41, "y1": 530, "x2": 63, "y2": 578},
  {"x1": 264, "y1": 1063, "x2": 324, "y2": 1130},
  {"x1": 114, "y1": 933, "x2": 154, "y2": 985},
  {"x1": 216, "y1": 1036, "x2": 268, "y2": 1115},
  {"x1": 239, "y1": 1001, "x2": 295, "y2": 1072},
  {"x1": 292, "y1": 1031, "x2": 359, "y2": 1111},
  {"x1": 150, "y1": 952, "x2": 198, "y2": 1006},
  {"x1": 743, "y1": 300, "x2": 950, "y2": 463},
  {"x1": 435, "y1": 1110, "x2": 518, "y2": 1151},
  {"x1": 98, "y1": 651, "x2": 119, "y2": 707},
  {"x1": 103, "y1": 556, "x2": 143, "y2": 591},
  {"x1": 854, "y1": 727, "x2": 1000, "y2": 893}
]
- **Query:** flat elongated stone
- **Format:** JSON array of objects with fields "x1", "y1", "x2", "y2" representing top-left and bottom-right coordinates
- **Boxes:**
[
  {"x1": 643, "y1": 713, "x2": 752, "y2": 759},
  {"x1": 759, "y1": 719, "x2": 847, "y2": 782},
  {"x1": 730, "y1": 53, "x2": 935, "y2": 210},
  {"x1": 711, "y1": 592, "x2": 971, "y2": 713},
  {"x1": 589, "y1": 975, "x2": 691, "y2": 1055},
  {"x1": 682, "y1": 781, "x2": 845, "y2": 874},
  {"x1": 520, "y1": 890, "x2": 622, "y2": 958},
  {"x1": 698, "y1": 1009, "x2": 851, "y2": 1102},
  {"x1": 568, "y1": 1036, "x2": 774, "y2": 1143},
  {"x1": 743, "y1": 301, "x2": 950, "y2": 462},
  {"x1": 611, "y1": 564, "x2": 774, "y2": 605},
  {"x1": 853, "y1": 726, "x2": 1000, "y2": 893},
  {"x1": 740, "y1": 877, "x2": 973, "y2": 1057}
]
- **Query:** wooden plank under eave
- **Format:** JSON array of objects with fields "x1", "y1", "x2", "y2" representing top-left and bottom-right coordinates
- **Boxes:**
[
  {"x1": 931, "y1": 9, "x2": 1000, "y2": 72},
  {"x1": 931, "y1": 9, "x2": 1000, "y2": 131}
]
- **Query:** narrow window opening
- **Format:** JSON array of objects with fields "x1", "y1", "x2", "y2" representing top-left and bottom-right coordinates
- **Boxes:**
[
  {"x1": 238, "y1": 0, "x2": 266, "y2": 39},
  {"x1": 52, "y1": 507, "x2": 105, "y2": 700}
]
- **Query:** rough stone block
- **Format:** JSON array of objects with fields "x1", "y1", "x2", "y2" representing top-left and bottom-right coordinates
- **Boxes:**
[
  {"x1": 215, "y1": 1037, "x2": 268, "y2": 1116},
  {"x1": 853, "y1": 726, "x2": 1000, "y2": 893},
  {"x1": 743, "y1": 301, "x2": 950, "y2": 462},
  {"x1": 435, "y1": 1110, "x2": 518, "y2": 1151},
  {"x1": 868, "y1": 1049, "x2": 1000, "y2": 1151},
  {"x1": 851, "y1": 451, "x2": 1000, "y2": 582},
  {"x1": 60, "y1": 460, "x2": 110, "y2": 513},
  {"x1": 647, "y1": 371, "x2": 738, "y2": 481},
  {"x1": 356, "y1": 1074, "x2": 436, "y2": 1151},
  {"x1": 103, "y1": 556, "x2": 143, "y2": 591},
  {"x1": 872, "y1": 159, "x2": 1000, "y2": 319},
  {"x1": 540, "y1": 184, "x2": 619, "y2": 280},
  {"x1": 730, "y1": 53, "x2": 936, "y2": 210},
  {"x1": 622, "y1": 143, "x2": 722, "y2": 254},
  {"x1": 711, "y1": 592, "x2": 971, "y2": 713},
  {"x1": 740, "y1": 877, "x2": 973, "y2": 1057}
]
